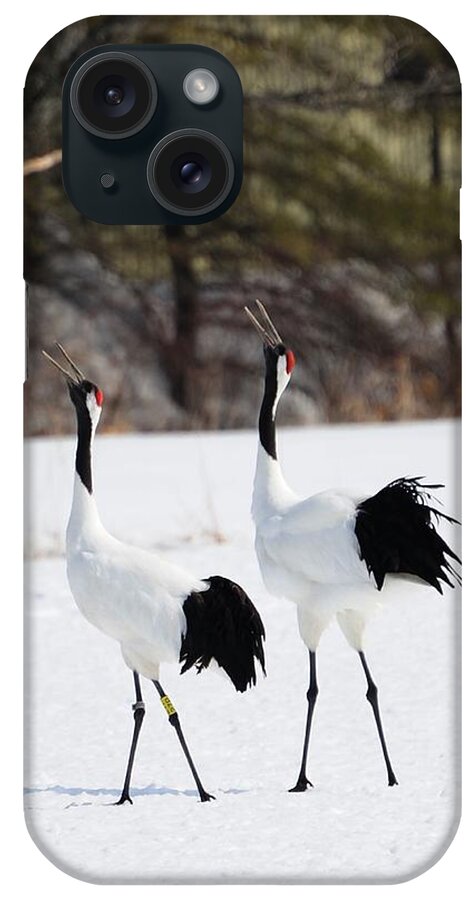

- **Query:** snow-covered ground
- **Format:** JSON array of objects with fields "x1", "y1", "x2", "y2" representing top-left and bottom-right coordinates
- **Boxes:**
[{"x1": 24, "y1": 420, "x2": 461, "y2": 883}]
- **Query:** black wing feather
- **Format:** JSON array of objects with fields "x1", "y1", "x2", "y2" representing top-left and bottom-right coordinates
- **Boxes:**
[
  {"x1": 355, "y1": 477, "x2": 461, "y2": 593},
  {"x1": 180, "y1": 575, "x2": 266, "y2": 693}
]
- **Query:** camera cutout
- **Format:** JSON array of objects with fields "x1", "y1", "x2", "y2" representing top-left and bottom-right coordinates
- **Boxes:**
[{"x1": 63, "y1": 45, "x2": 243, "y2": 225}]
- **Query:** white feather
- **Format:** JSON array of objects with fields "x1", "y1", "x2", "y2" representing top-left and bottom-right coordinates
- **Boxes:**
[
  {"x1": 252, "y1": 410, "x2": 382, "y2": 650},
  {"x1": 67, "y1": 473, "x2": 204, "y2": 677}
]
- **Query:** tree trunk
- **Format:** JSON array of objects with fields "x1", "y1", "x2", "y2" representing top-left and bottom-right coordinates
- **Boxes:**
[
  {"x1": 431, "y1": 109, "x2": 442, "y2": 185},
  {"x1": 164, "y1": 224, "x2": 199, "y2": 411}
]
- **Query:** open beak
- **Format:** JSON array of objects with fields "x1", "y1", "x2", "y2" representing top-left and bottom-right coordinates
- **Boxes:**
[
  {"x1": 42, "y1": 342, "x2": 85, "y2": 385},
  {"x1": 244, "y1": 299, "x2": 283, "y2": 348}
]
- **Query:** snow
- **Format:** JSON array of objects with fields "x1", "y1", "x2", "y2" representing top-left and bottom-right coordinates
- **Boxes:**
[{"x1": 24, "y1": 420, "x2": 461, "y2": 883}]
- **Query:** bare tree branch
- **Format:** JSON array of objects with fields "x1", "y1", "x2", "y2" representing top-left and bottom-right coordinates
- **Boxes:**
[{"x1": 24, "y1": 149, "x2": 62, "y2": 176}]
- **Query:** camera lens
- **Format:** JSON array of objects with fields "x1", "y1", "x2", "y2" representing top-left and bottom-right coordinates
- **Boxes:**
[
  {"x1": 180, "y1": 162, "x2": 202, "y2": 185},
  {"x1": 70, "y1": 52, "x2": 157, "y2": 139},
  {"x1": 172, "y1": 154, "x2": 212, "y2": 194},
  {"x1": 104, "y1": 86, "x2": 124, "y2": 106},
  {"x1": 147, "y1": 130, "x2": 234, "y2": 216}
]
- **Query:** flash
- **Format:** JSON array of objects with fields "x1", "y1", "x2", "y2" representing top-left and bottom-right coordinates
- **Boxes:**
[{"x1": 183, "y1": 68, "x2": 219, "y2": 105}]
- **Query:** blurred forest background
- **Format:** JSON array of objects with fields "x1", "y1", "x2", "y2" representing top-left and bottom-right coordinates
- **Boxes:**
[{"x1": 24, "y1": 15, "x2": 461, "y2": 436}]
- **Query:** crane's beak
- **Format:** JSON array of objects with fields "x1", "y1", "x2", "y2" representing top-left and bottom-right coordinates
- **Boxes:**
[
  {"x1": 42, "y1": 342, "x2": 85, "y2": 385},
  {"x1": 244, "y1": 299, "x2": 283, "y2": 348}
]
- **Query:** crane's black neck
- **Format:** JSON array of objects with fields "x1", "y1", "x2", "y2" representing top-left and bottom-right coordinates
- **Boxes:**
[
  {"x1": 259, "y1": 367, "x2": 278, "y2": 460},
  {"x1": 74, "y1": 403, "x2": 93, "y2": 494}
]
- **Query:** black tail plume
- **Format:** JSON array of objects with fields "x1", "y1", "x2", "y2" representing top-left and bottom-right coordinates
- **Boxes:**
[
  {"x1": 180, "y1": 576, "x2": 266, "y2": 693},
  {"x1": 355, "y1": 477, "x2": 461, "y2": 593}
]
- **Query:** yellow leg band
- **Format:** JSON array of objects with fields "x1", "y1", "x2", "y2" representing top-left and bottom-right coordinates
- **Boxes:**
[{"x1": 161, "y1": 695, "x2": 176, "y2": 716}]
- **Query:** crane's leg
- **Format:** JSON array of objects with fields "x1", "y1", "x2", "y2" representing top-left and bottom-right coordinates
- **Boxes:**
[
  {"x1": 116, "y1": 671, "x2": 146, "y2": 805},
  {"x1": 289, "y1": 650, "x2": 318, "y2": 792},
  {"x1": 153, "y1": 680, "x2": 215, "y2": 803},
  {"x1": 358, "y1": 651, "x2": 398, "y2": 787}
]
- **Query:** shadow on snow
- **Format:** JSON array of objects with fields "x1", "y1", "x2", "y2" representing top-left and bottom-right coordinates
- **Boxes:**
[{"x1": 24, "y1": 784, "x2": 249, "y2": 805}]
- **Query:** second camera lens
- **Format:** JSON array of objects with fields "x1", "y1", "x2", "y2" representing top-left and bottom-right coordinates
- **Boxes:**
[
  {"x1": 171, "y1": 154, "x2": 212, "y2": 194},
  {"x1": 147, "y1": 130, "x2": 234, "y2": 216},
  {"x1": 180, "y1": 162, "x2": 202, "y2": 184}
]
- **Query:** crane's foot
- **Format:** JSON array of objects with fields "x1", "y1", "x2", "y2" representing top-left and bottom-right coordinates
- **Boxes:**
[
  {"x1": 199, "y1": 790, "x2": 216, "y2": 803},
  {"x1": 115, "y1": 793, "x2": 133, "y2": 805},
  {"x1": 388, "y1": 773, "x2": 398, "y2": 787},
  {"x1": 289, "y1": 775, "x2": 313, "y2": 793}
]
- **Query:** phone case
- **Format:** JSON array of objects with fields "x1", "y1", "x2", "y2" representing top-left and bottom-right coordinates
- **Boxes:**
[{"x1": 24, "y1": 15, "x2": 461, "y2": 884}]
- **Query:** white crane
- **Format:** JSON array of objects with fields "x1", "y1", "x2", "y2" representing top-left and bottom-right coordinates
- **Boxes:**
[
  {"x1": 43, "y1": 343, "x2": 265, "y2": 804},
  {"x1": 244, "y1": 300, "x2": 460, "y2": 792}
]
